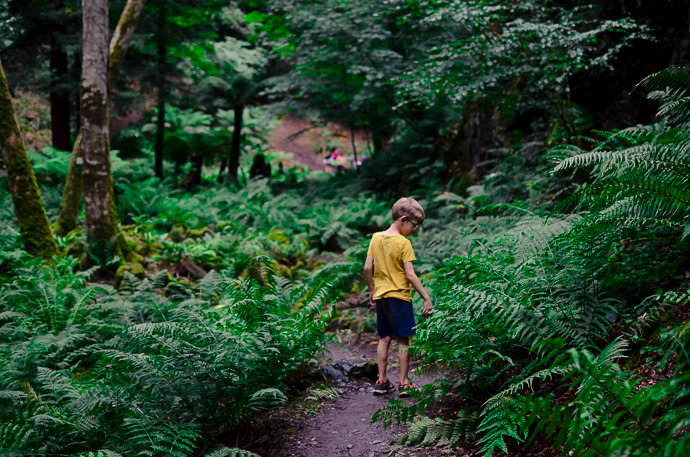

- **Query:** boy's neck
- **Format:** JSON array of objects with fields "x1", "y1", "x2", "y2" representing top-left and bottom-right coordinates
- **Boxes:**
[{"x1": 384, "y1": 220, "x2": 404, "y2": 235}]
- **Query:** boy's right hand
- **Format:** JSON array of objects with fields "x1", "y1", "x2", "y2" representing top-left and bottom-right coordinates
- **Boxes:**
[
  {"x1": 422, "y1": 298, "x2": 433, "y2": 317},
  {"x1": 369, "y1": 292, "x2": 376, "y2": 307}
]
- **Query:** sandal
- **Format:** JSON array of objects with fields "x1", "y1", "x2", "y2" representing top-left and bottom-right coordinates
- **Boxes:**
[
  {"x1": 398, "y1": 381, "x2": 418, "y2": 398},
  {"x1": 373, "y1": 379, "x2": 395, "y2": 395}
]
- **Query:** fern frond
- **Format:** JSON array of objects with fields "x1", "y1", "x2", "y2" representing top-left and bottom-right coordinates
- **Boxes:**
[{"x1": 203, "y1": 448, "x2": 261, "y2": 457}]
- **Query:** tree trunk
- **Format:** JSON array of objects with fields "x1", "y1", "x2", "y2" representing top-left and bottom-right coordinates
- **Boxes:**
[
  {"x1": 191, "y1": 153, "x2": 203, "y2": 188},
  {"x1": 0, "y1": 58, "x2": 59, "y2": 259},
  {"x1": 50, "y1": 0, "x2": 71, "y2": 152},
  {"x1": 218, "y1": 156, "x2": 229, "y2": 183},
  {"x1": 228, "y1": 105, "x2": 244, "y2": 182},
  {"x1": 54, "y1": 132, "x2": 83, "y2": 235},
  {"x1": 155, "y1": 5, "x2": 166, "y2": 179},
  {"x1": 73, "y1": 49, "x2": 81, "y2": 134},
  {"x1": 155, "y1": 94, "x2": 165, "y2": 179},
  {"x1": 109, "y1": 0, "x2": 146, "y2": 90},
  {"x1": 55, "y1": 0, "x2": 146, "y2": 236},
  {"x1": 81, "y1": 0, "x2": 118, "y2": 256},
  {"x1": 350, "y1": 122, "x2": 358, "y2": 172}
]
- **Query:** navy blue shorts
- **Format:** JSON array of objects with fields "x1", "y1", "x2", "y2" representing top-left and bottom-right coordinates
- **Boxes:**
[{"x1": 375, "y1": 297, "x2": 416, "y2": 338}]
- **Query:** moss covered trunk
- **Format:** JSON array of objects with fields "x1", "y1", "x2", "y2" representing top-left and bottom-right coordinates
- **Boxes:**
[
  {"x1": 81, "y1": 0, "x2": 118, "y2": 257},
  {"x1": 109, "y1": 0, "x2": 146, "y2": 90},
  {"x1": 54, "y1": 132, "x2": 83, "y2": 235},
  {"x1": 0, "y1": 58, "x2": 59, "y2": 259},
  {"x1": 55, "y1": 0, "x2": 146, "y2": 236}
]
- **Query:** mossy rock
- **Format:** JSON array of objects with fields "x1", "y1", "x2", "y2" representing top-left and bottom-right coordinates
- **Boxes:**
[
  {"x1": 268, "y1": 229, "x2": 290, "y2": 246},
  {"x1": 65, "y1": 240, "x2": 85, "y2": 258},
  {"x1": 115, "y1": 263, "x2": 146, "y2": 288},
  {"x1": 187, "y1": 227, "x2": 208, "y2": 239},
  {"x1": 119, "y1": 224, "x2": 135, "y2": 235},
  {"x1": 139, "y1": 241, "x2": 162, "y2": 257},
  {"x1": 677, "y1": 320, "x2": 690, "y2": 343},
  {"x1": 168, "y1": 225, "x2": 186, "y2": 242}
]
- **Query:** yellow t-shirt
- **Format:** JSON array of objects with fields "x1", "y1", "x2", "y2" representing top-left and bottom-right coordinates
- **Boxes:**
[{"x1": 367, "y1": 232, "x2": 416, "y2": 302}]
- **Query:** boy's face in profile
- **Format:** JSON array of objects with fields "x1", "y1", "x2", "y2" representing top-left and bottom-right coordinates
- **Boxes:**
[{"x1": 400, "y1": 216, "x2": 421, "y2": 237}]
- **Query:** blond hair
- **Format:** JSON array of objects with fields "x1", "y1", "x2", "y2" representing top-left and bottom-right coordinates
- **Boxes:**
[{"x1": 392, "y1": 197, "x2": 425, "y2": 224}]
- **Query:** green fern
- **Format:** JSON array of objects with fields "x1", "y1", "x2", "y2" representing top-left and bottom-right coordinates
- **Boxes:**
[
  {"x1": 399, "y1": 411, "x2": 478, "y2": 447},
  {"x1": 305, "y1": 385, "x2": 342, "y2": 401},
  {"x1": 519, "y1": 338, "x2": 690, "y2": 457},
  {"x1": 203, "y1": 448, "x2": 261, "y2": 457}
]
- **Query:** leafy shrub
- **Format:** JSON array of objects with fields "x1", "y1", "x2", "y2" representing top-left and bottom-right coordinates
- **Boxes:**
[
  {"x1": 0, "y1": 256, "x2": 335, "y2": 456},
  {"x1": 374, "y1": 68, "x2": 690, "y2": 456}
]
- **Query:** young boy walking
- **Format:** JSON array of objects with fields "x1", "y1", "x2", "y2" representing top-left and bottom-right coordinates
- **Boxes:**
[{"x1": 363, "y1": 197, "x2": 433, "y2": 397}]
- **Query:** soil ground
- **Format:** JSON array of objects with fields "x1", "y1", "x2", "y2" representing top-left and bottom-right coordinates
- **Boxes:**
[
  {"x1": 267, "y1": 116, "x2": 370, "y2": 172},
  {"x1": 249, "y1": 333, "x2": 559, "y2": 457},
  {"x1": 252, "y1": 332, "x2": 446, "y2": 457}
]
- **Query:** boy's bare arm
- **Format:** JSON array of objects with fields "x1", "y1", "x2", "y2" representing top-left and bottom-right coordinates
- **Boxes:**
[
  {"x1": 364, "y1": 255, "x2": 375, "y2": 306},
  {"x1": 403, "y1": 262, "x2": 433, "y2": 317}
]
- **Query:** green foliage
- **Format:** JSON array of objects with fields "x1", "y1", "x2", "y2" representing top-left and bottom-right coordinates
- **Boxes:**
[
  {"x1": 203, "y1": 448, "x2": 260, "y2": 457},
  {"x1": 398, "y1": 411, "x2": 478, "y2": 448},
  {"x1": 516, "y1": 334, "x2": 690, "y2": 457},
  {"x1": 3, "y1": 0, "x2": 690, "y2": 454},
  {"x1": 553, "y1": 68, "x2": 690, "y2": 241},
  {"x1": 0, "y1": 252, "x2": 336, "y2": 456},
  {"x1": 395, "y1": 1, "x2": 651, "y2": 122},
  {"x1": 305, "y1": 385, "x2": 342, "y2": 401},
  {"x1": 371, "y1": 67, "x2": 690, "y2": 456}
]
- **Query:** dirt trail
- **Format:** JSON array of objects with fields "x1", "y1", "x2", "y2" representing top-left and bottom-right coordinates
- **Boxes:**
[
  {"x1": 267, "y1": 116, "x2": 370, "y2": 172},
  {"x1": 260, "y1": 333, "x2": 445, "y2": 457}
]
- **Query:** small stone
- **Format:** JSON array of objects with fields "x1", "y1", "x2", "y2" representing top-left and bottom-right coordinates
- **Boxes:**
[
  {"x1": 347, "y1": 444, "x2": 353, "y2": 449},
  {"x1": 255, "y1": 435, "x2": 270, "y2": 444}
]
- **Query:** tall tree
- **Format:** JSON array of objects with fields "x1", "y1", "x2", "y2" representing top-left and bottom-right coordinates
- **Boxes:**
[
  {"x1": 0, "y1": 57, "x2": 59, "y2": 259},
  {"x1": 198, "y1": 37, "x2": 267, "y2": 182},
  {"x1": 81, "y1": 0, "x2": 115, "y2": 256},
  {"x1": 270, "y1": 0, "x2": 420, "y2": 152},
  {"x1": 143, "y1": 0, "x2": 226, "y2": 179},
  {"x1": 49, "y1": 0, "x2": 72, "y2": 151},
  {"x1": 154, "y1": 3, "x2": 166, "y2": 178},
  {"x1": 2, "y1": 0, "x2": 81, "y2": 150},
  {"x1": 54, "y1": 0, "x2": 146, "y2": 236}
]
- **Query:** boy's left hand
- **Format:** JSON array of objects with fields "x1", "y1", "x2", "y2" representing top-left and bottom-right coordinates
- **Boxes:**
[
  {"x1": 422, "y1": 298, "x2": 433, "y2": 317},
  {"x1": 369, "y1": 292, "x2": 376, "y2": 307}
]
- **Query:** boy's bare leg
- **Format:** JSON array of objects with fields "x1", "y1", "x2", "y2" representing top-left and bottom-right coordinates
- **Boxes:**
[
  {"x1": 397, "y1": 336, "x2": 410, "y2": 384},
  {"x1": 377, "y1": 336, "x2": 392, "y2": 382}
]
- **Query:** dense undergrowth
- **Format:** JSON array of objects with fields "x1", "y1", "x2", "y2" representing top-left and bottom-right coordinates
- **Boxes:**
[
  {"x1": 2, "y1": 69, "x2": 690, "y2": 457},
  {"x1": 372, "y1": 69, "x2": 690, "y2": 456}
]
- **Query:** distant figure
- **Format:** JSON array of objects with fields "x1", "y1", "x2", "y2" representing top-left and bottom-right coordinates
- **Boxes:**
[
  {"x1": 250, "y1": 153, "x2": 272, "y2": 178},
  {"x1": 330, "y1": 148, "x2": 345, "y2": 172}
]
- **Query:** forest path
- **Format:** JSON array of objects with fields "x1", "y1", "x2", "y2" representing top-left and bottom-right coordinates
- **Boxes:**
[
  {"x1": 267, "y1": 115, "x2": 369, "y2": 172},
  {"x1": 261, "y1": 333, "x2": 446, "y2": 457}
]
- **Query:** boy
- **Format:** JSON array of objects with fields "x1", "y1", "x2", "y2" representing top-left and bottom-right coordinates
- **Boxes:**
[{"x1": 363, "y1": 197, "x2": 433, "y2": 397}]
